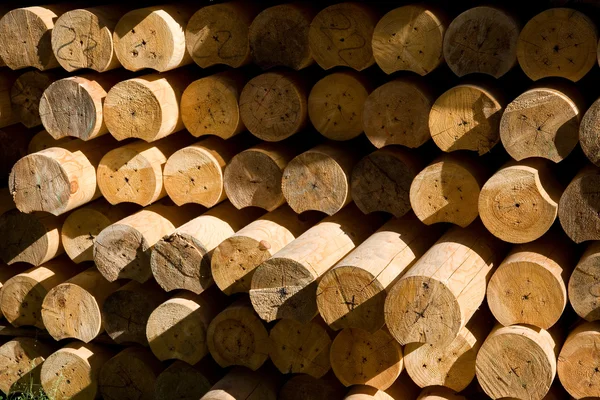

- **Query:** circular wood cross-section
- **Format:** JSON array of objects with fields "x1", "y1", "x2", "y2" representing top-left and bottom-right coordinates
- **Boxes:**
[
  {"x1": 579, "y1": 97, "x2": 600, "y2": 167},
  {"x1": 557, "y1": 322, "x2": 600, "y2": 399},
  {"x1": 569, "y1": 242, "x2": 600, "y2": 320},
  {"x1": 559, "y1": 165, "x2": 600, "y2": 243}
]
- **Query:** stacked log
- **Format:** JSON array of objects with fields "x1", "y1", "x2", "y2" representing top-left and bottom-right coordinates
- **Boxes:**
[
  {"x1": 0, "y1": 337, "x2": 54, "y2": 395},
  {"x1": 154, "y1": 358, "x2": 222, "y2": 400}
]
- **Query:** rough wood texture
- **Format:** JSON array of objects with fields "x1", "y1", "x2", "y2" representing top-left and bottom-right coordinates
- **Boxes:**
[
  {"x1": 269, "y1": 316, "x2": 333, "y2": 378},
  {"x1": 9, "y1": 135, "x2": 120, "y2": 216},
  {"x1": 404, "y1": 308, "x2": 494, "y2": 392},
  {"x1": 28, "y1": 130, "x2": 77, "y2": 153},
  {"x1": 372, "y1": 5, "x2": 446, "y2": 75},
  {"x1": 61, "y1": 199, "x2": 139, "y2": 263},
  {"x1": 51, "y1": 6, "x2": 129, "y2": 72},
  {"x1": 385, "y1": 221, "x2": 507, "y2": 346},
  {"x1": 146, "y1": 288, "x2": 226, "y2": 364},
  {"x1": 517, "y1": 8, "x2": 598, "y2": 82},
  {"x1": 559, "y1": 164, "x2": 600, "y2": 243},
  {"x1": 240, "y1": 71, "x2": 308, "y2": 141},
  {"x1": 488, "y1": 229, "x2": 576, "y2": 329},
  {"x1": 200, "y1": 367, "x2": 282, "y2": 400},
  {"x1": 0, "y1": 256, "x2": 85, "y2": 329},
  {"x1": 155, "y1": 358, "x2": 222, "y2": 400},
  {"x1": 224, "y1": 140, "x2": 308, "y2": 211},
  {"x1": 152, "y1": 201, "x2": 264, "y2": 294},
  {"x1": 97, "y1": 133, "x2": 195, "y2": 206},
  {"x1": 41, "y1": 267, "x2": 121, "y2": 342},
  {"x1": 579, "y1": 96, "x2": 600, "y2": 166},
  {"x1": 113, "y1": 4, "x2": 196, "y2": 72},
  {"x1": 476, "y1": 324, "x2": 559, "y2": 400},
  {"x1": 186, "y1": 2, "x2": 257, "y2": 68},
  {"x1": 479, "y1": 159, "x2": 563, "y2": 244},
  {"x1": 444, "y1": 6, "x2": 519, "y2": 78},
  {"x1": 317, "y1": 214, "x2": 443, "y2": 332},
  {"x1": 352, "y1": 147, "x2": 424, "y2": 217},
  {"x1": 344, "y1": 372, "x2": 420, "y2": 400},
  {"x1": 0, "y1": 5, "x2": 74, "y2": 70},
  {"x1": 40, "y1": 342, "x2": 115, "y2": 400},
  {"x1": 410, "y1": 153, "x2": 489, "y2": 227},
  {"x1": 417, "y1": 387, "x2": 466, "y2": 400},
  {"x1": 98, "y1": 347, "x2": 164, "y2": 400},
  {"x1": 163, "y1": 135, "x2": 253, "y2": 207},
  {"x1": 39, "y1": 72, "x2": 126, "y2": 141},
  {"x1": 102, "y1": 280, "x2": 168, "y2": 346},
  {"x1": 429, "y1": 83, "x2": 504, "y2": 154},
  {"x1": 279, "y1": 373, "x2": 346, "y2": 400},
  {"x1": 500, "y1": 83, "x2": 583, "y2": 162},
  {"x1": 0, "y1": 262, "x2": 29, "y2": 319},
  {"x1": 569, "y1": 241, "x2": 600, "y2": 320},
  {"x1": 0, "y1": 70, "x2": 20, "y2": 128},
  {"x1": 0, "y1": 210, "x2": 66, "y2": 266},
  {"x1": 281, "y1": 142, "x2": 363, "y2": 215},
  {"x1": 0, "y1": 337, "x2": 54, "y2": 395},
  {"x1": 212, "y1": 205, "x2": 322, "y2": 295},
  {"x1": 11, "y1": 70, "x2": 66, "y2": 128},
  {"x1": 181, "y1": 71, "x2": 246, "y2": 139},
  {"x1": 93, "y1": 202, "x2": 202, "y2": 282},
  {"x1": 104, "y1": 71, "x2": 195, "y2": 142},
  {"x1": 331, "y1": 327, "x2": 404, "y2": 390},
  {"x1": 363, "y1": 78, "x2": 434, "y2": 149},
  {"x1": 308, "y1": 3, "x2": 377, "y2": 71},
  {"x1": 207, "y1": 298, "x2": 270, "y2": 370},
  {"x1": 250, "y1": 204, "x2": 386, "y2": 323},
  {"x1": 248, "y1": 3, "x2": 315, "y2": 70},
  {"x1": 308, "y1": 71, "x2": 370, "y2": 141},
  {"x1": 557, "y1": 321, "x2": 600, "y2": 399}
]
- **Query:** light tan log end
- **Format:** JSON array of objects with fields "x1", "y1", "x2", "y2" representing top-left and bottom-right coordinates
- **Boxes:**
[
  {"x1": 557, "y1": 322, "x2": 600, "y2": 399},
  {"x1": 517, "y1": 8, "x2": 598, "y2": 82},
  {"x1": 331, "y1": 327, "x2": 403, "y2": 390},
  {"x1": 372, "y1": 5, "x2": 446, "y2": 75},
  {"x1": 559, "y1": 165, "x2": 600, "y2": 243},
  {"x1": 579, "y1": 97, "x2": 600, "y2": 166},
  {"x1": 363, "y1": 79, "x2": 433, "y2": 148},
  {"x1": 429, "y1": 84, "x2": 503, "y2": 154},
  {"x1": 569, "y1": 242, "x2": 600, "y2": 320},
  {"x1": 0, "y1": 337, "x2": 53, "y2": 395},
  {"x1": 269, "y1": 317, "x2": 332, "y2": 378}
]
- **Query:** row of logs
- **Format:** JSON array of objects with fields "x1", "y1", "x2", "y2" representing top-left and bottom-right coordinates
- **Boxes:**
[{"x1": 0, "y1": 3, "x2": 599, "y2": 83}]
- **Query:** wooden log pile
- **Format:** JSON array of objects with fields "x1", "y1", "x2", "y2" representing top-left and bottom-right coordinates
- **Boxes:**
[{"x1": 4, "y1": 2, "x2": 600, "y2": 400}]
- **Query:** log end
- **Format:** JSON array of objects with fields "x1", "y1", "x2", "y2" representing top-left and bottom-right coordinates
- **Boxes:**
[
  {"x1": 99, "y1": 350, "x2": 159, "y2": 400},
  {"x1": 155, "y1": 361, "x2": 214, "y2": 400},
  {"x1": 0, "y1": 274, "x2": 47, "y2": 329},
  {"x1": 568, "y1": 247, "x2": 600, "y2": 320},
  {"x1": 102, "y1": 289, "x2": 155, "y2": 346},
  {"x1": 557, "y1": 322, "x2": 600, "y2": 399},
  {"x1": 41, "y1": 345, "x2": 99, "y2": 400},
  {"x1": 0, "y1": 209, "x2": 53, "y2": 266},
  {"x1": 0, "y1": 337, "x2": 52, "y2": 395},
  {"x1": 61, "y1": 208, "x2": 112, "y2": 264},
  {"x1": 11, "y1": 71, "x2": 53, "y2": 128},
  {"x1": 94, "y1": 224, "x2": 151, "y2": 282},
  {"x1": 580, "y1": 97, "x2": 600, "y2": 167}
]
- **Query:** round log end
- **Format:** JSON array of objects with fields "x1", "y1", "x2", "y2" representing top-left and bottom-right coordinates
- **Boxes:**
[
  {"x1": 93, "y1": 224, "x2": 151, "y2": 282},
  {"x1": 102, "y1": 289, "x2": 156, "y2": 345},
  {"x1": 0, "y1": 337, "x2": 53, "y2": 395},
  {"x1": 0, "y1": 210, "x2": 54, "y2": 266},
  {"x1": 155, "y1": 361, "x2": 213, "y2": 400},
  {"x1": 41, "y1": 346, "x2": 99, "y2": 400},
  {"x1": 559, "y1": 167, "x2": 600, "y2": 243},
  {"x1": 0, "y1": 274, "x2": 47, "y2": 329},
  {"x1": 11, "y1": 71, "x2": 55, "y2": 128},
  {"x1": 99, "y1": 350, "x2": 159, "y2": 400},
  {"x1": 579, "y1": 97, "x2": 600, "y2": 166},
  {"x1": 568, "y1": 244, "x2": 600, "y2": 320},
  {"x1": 385, "y1": 276, "x2": 461, "y2": 346},
  {"x1": 557, "y1": 322, "x2": 600, "y2": 399},
  {"x1": 316, "y1": 266, "x2": 385, "y2": 332},
  {"x1": 61, "y1": 208, "x2": 112, "y2": 264}
]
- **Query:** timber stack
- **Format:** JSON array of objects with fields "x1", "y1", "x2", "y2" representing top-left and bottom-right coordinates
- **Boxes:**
[{"x1": 2, "y1": 1, "x2": 600, "y2": 399}]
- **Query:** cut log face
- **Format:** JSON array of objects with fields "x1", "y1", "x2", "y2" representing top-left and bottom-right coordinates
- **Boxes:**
[
  {"x1": 569, "y1": 241, "x2": 600, "y2": 320},
  {"x1": 579, "y1": 96, "x2": 600, "y2": 167},
  {"x1": 308, "y1": 3, "x2": 377, "y2": 71},
  {"x1": 363, "y1": 79, "x2": 434, "y2": 149},
  {"x1": 479, "y1": 159, "x2": 563, "y2": 244},
  {"x1": 98, "y1": 347, "x2": 164, "y2": 400},
  {"x1": 429, "y1": 84, "x2": 503, "y2": 155},
  {"x1": 488, "y1": 229, "x2": 576, "y2": 329},
  {"x1": 352, "y1": 147, "x2": 424, "y2": 218},
  {"x1": 330, "y1": 327, "x2": 404, "y2": 390},
  {"x1": 0, "y1": 262, "x2": 30, "y2": 319},
  {"x1": 248, "y1": 4, "x2": 315, "y2": 70},
  {"x1": 500, "y1": 85, "x2": 582, "y2": 162},
  {"x1": 212, "y1": 205, "x2": 323, "y2": 295},
  {"x1": 181, "y1": 72, "x2": 245, "y2": 139},
  {"x1": 385, "y1": 221, "x2": 507, "y2": 346},
  {"x1": 279, "y1": 374, "x2": 346, "y2": 400},
  {"x1": 517, "y1": 8, "x2": 598, "y2": 82},
  {"x1": 102, "y1": 280, "x2": 168, "y2": 345},
  {"x1": 476, "y1": 324, "x2": 558, "y2": 400},
  {"x1": 0, "y1": 337, "x2": 54, "y2": 395},
  {"x1": 155, "y1": 359, "x2": 221, "y2": 400},
  {"x1": 410, "y1": 153, "x2": 488, "y2": 227},
  {"x1": 200, "y1": 367, "x2": 281, "y2": 400},
  {"x1": 308, "y1": 72, "x2": 369, "y2": 141},
  {"x1": 51, "y1": 6, "x2": 128, "y2": 72},
  {"x1": 0, "y1": 209, "x2": 66, "y2": 266},
  {"x1": 41, "y1": 267, "x2": 121, "y2": 342},
  {"x1": 113, "y1": 5, "x2": 196, "y2": 72},
  {"x1": 206, "y1": 299, "x2": 270, "y2": 370},
  {"x1": 240, "y1": 71, "x2": 308, "y2": 142},
  {"x1": 40, "y1": 342, "x2": 115, "y2": 400},
  {"x1": 269, "y1": 317, "x2": 333, "y2": 378},
  {"x1": 557, "y1": 321, "x2": 600, "y2": 399},
  {"x1": 186, "y1": 2, "x2": 256, "y2": 68},
  {"x1": 11, "y1": 70, "x2": 65, "y2": 129},
  {"x1": 559, "y1": 165, "x2": 600, "y2": 243},
  {"x1": 0, "y1": 5, "x2": 74, "y2": 70},
  {"x1": 372, "y1": 5, "x2": 446, "y2": 75},
  {"x1": 444, "y1": 7, "x2": 519, "y2": 78},
  {"x1": 317, "y1": 214, "x2": 444, "y2": 333}
]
